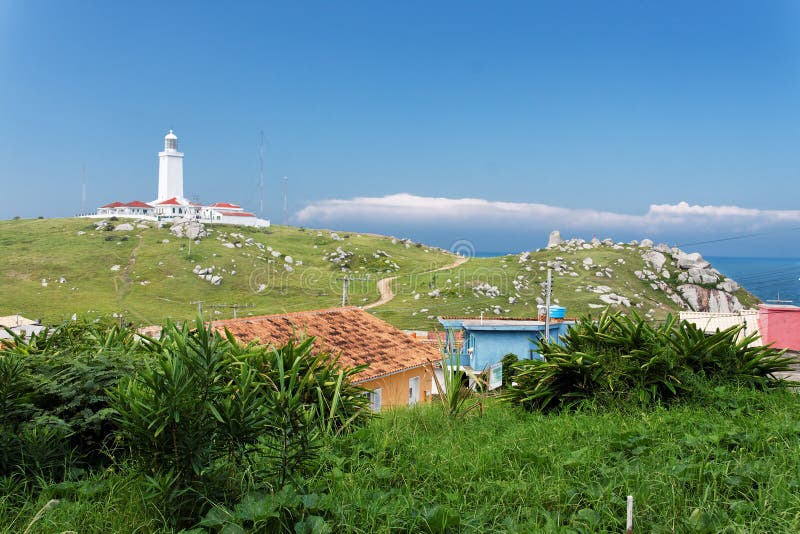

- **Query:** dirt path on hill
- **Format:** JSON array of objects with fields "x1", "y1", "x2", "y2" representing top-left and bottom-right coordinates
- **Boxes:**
[
  {"x1": 363, "y1": 254, "x2": 470, "y2": 310},
  {"x1": 109, "y1": 236, "x2": 145, "y2": 313}
]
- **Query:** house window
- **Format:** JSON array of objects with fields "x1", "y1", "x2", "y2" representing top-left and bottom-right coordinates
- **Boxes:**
[
  {"x1": 408, "y1": 376, "x2": 420, "y2": 406},
  {"x1": 370, "y1": 388, "x2": 382, "y2": 412}
]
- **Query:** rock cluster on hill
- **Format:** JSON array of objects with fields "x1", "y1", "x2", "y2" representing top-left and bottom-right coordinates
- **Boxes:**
[
  {"x1": 170, "y1": 219, "x2": 207, "y2": 240},
  {"x1": 545, "y1": 230, "x2": 746, "y2": 313},
  {"x1": 193, "y1": 265, "x2": 222, "y2": 285}
]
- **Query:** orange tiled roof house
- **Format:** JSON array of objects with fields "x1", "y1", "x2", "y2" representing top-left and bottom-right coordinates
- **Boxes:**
[{"x1": 212, "y1": 307, "x2": 443, "y2": 411}]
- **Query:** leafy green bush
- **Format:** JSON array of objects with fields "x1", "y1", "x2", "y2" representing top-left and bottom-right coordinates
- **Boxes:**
[
  {"x1": 500, "y1": 353, "x2": 519, "y2": 387},
  {"x1": 1, "y1": 321, "x2": 142, "y2": 477},
  {"x1": 110, "y1": 319, "x2": 371, "y2": 527},
  {"x1": 502, "y1": 309, "x2": 795, "y2": 412}
]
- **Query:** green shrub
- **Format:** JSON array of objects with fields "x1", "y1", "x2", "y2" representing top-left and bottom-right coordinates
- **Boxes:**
[
  {"x1": 110, "y1": 320, "x2": 370, "y2": 527},
  {"x1": 502, "y1": 309, "x2": 795, "y2": 412},
  {"x1": 1, "y1": 321, "x2": 142, "y2": 476},
  {"x1": 500, "y1": 353, "x2": 519, "y2": 387}
]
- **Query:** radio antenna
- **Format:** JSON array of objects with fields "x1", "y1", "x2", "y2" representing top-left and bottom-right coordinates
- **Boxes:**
[
  {"x1": 258, "y1": 130, "x2": 264, "y2": 216},
  {"x1": 283, "y1": 176, "x2": 288, "y2": 225},
  {"x1": 81, "y1": 164, "x2": 87, "y2": 214}
]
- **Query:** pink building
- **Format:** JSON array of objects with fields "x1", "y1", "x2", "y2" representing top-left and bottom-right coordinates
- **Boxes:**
[{"x1": 757, "y1": 304, "x2": 800, "y2": 351}]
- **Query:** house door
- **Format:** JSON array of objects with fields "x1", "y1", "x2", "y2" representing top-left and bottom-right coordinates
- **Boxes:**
[{"x1": 408, "y1": 376, "x2": 420, "y2": 406}]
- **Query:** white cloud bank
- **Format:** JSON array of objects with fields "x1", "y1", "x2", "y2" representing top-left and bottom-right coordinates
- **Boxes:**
[{"x1": 295, "y1": 193, "x2": 800, "y2": 231}]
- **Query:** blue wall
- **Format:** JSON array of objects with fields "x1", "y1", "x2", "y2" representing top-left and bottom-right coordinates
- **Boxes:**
[{"x1": 439, "y1": 319, "x2": 572, "y2": 370}]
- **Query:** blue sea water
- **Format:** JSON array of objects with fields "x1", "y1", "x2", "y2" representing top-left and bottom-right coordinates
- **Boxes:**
[
  {"x1": 707, "y1": 257, "x2": 800, "y2": 305},
  {"x1": 476, "y1": 251, "x2": 800, "y2": 305}
]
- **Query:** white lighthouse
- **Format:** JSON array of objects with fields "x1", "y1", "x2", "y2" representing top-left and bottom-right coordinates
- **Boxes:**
[
  {"x1": 157, "y1": 130, "x2": 184, "y2": 201},
  {"x1": 93, "y1": 128, "x2": 269, "y2": 228}
]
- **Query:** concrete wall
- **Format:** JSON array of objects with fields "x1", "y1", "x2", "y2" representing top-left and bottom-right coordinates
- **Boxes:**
[
  {"x1": 464, "y1": 323, "x2": 571, "y2": 370},
  {"x1": 680, "y1": 310, "x2": 762, "y2": 345},
  {"x1": 359, "y1": 366, "x2": 434, "y2": 410},
  {"x1": 465, "y1": 331, "x2": 540, "y2": 370},
  {"x1": 215, "y1": 215, "x2": 271, "y2": 227},
  {"x1": 757, "y1": 305, "x2": 800, "y2": 350}
]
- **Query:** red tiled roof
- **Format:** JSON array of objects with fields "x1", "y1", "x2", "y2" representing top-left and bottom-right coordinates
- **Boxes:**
[
  {"x1": 219, "y1": 211, "x2": 255, "y2": 217},
  {"x1": 210, "y1": 202, "x2": 242, "y2": 209},
  {"x1": 157, "y1": 197, "x2": 181, "y2": 205},
  {"x1": 212, "y1": 307, "x2": 442, "y2": 383},
  {"x1": 124, "y1": 200, "x2": 153, "y2": 208},
  {"x1": 100, "y1": 201, "x2": 125, "y2": 208}
]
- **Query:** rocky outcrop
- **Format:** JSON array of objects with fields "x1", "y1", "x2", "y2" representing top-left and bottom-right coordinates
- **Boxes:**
[
  {"x1": 193, "y1": 264, "x2": 222, "y2": 285},
  {"x1": 678, "y1": 284, "x2": 743, "y2": 313},
  {"x1": 642, "y1": 250, "x2": 667, "y2": 272},
  {"x1": 675, "y1": 252, "x2": 710, "y2": 270},
  {"x1": 544, "y1": 230, "x2": 752, "y2": 314},
  {"x1": 547, "y1": 230, "x2": 563, "y2": 249},
  {"x1": 171, "y1": 219, "x2": 207, "y2": 240}
]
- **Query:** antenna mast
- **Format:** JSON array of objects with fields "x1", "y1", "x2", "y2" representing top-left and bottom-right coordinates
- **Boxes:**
[
  {"x1": 283, "y1": 176, "x2": 288, "y2": 225},
  {"x1": 81, "y1": 164, "x2": 87, "y2": 214},
  {"x1": 258, "y1": 130, "x2": 264, "y2": 216}
]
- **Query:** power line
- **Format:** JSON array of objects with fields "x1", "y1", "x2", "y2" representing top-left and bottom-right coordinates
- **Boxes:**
[{"x1": 676, "y1": 226, "x2": 800, "y2": 248}]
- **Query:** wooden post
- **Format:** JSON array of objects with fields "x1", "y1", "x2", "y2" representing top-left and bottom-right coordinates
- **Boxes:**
[
  {"x1": 544, "y1": 269, "x2": 552, "y2": 341},
  {"x1": 626, "y1": 495, "x2": 633, "y2": 534}
]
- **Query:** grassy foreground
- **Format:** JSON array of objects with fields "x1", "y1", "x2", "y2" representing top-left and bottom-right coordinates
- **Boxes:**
[{"x1": 6, "y1": 388, "x2": 800, "y2": 533}]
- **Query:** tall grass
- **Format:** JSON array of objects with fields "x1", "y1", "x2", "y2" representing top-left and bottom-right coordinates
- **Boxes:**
[
  {"x1": 321, "y1": 389, "x2": 800, "y2": 532},
  {"x1": 5, "y1": 388, "x2": 800, "y2": 532}
]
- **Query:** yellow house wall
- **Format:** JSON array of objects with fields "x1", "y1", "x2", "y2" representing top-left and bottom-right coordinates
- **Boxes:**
[{"x1": 359, "y1": 366, "x2": 434, "y2": 408}]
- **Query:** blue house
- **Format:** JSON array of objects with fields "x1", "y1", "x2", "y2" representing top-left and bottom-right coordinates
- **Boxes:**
[{"x1": 437, "y1": 316, "x2": 574, "y2": 372}]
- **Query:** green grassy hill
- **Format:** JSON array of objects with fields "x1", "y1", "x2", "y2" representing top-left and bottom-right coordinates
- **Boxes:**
[
  {"x1": 0, "y1": 218, "x2": 759, "y2": 329},
  {"x1": 0, "y1": 218, "x2": 453, "y2": 325},
  {"x1": 372, "y1": 241, "x2": 760, "y2": 330}
]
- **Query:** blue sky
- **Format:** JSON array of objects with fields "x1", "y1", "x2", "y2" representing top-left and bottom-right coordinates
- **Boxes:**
[{"x1": 1, "y1": 1, "x2": 799, "y2": 255}]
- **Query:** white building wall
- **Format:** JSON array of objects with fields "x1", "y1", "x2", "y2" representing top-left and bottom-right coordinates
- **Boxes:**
[
  {"x1": 679, "y1": 310, "x2": 762, "y2": 346},
  {"x1": 157, "y1": 151, "x2": 184, "y2": 200},
  {"x1": 215, "y1": 215, "x2": 270, "y2": 227}
]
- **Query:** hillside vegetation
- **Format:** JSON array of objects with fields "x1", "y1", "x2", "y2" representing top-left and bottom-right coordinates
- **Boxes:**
[
  {"x1": 0, "y1": 218, "x2": 453, "y2": 325},
  {"x1": 0, "y1": 219, "x2": 758, "y2": 329},
  {"x1": 373, "y1": 238, "x2": 759, "y2": 330}
]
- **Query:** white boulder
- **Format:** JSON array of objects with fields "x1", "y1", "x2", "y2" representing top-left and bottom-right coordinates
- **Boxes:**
[{"x1": 641, "y1": 250, "x2": 666, "y2": 272}]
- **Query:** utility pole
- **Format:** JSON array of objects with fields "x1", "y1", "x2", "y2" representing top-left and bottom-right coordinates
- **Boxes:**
[
  {"x1": 208, "y1": 303, "x2": 255, "y2": 319},
  {"x1": 544, "y1": 269, "x2": 552, "y2": 342},
  {"x1": 337, "y1": 275, "x2": 371, "y2": 307},
  {"x1": 192, "y1": 300, "x2": 204, "y2": 318}
]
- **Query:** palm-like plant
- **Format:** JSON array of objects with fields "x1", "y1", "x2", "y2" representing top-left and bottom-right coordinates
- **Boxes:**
[
  {"x1": 502, "y1": 308, "x2": 796, "y2": 413},
  {"x1": 430, "y1": 330, "x2": 483, "y2": 419}
]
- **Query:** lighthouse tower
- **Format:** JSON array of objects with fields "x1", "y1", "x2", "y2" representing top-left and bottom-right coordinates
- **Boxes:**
[{"x1": 157, "y1": 130, "x2": 184, "y2": 201}]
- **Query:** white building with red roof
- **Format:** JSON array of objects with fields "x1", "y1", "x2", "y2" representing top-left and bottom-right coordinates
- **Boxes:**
[{"x1": 92, "y1": 131, "x2": 269, "y2": 227}]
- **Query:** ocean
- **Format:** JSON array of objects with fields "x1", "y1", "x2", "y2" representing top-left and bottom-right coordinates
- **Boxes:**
[
  {"x1": 476, "y1": 252, "x2": 800, "y2": 305},
  {"x1": 708, "y1": 257, "x2": 800, "y2": 305}
]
